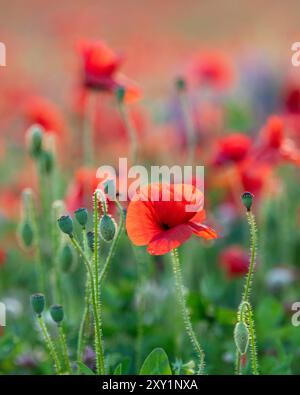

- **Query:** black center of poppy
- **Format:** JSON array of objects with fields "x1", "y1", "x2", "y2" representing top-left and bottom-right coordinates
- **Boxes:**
[{"x1": 161, "y1": 223, "x2": 170, "y2": 230}]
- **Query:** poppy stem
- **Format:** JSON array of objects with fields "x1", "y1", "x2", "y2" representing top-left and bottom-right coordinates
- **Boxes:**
[
  {"x1": 83, "y1": 92, "x2": 94, "y2": 166},
  {"x1": 37, "y1": 315, "x2": 62, "y2": 374},
  {"x1": 98, "y1": 199, "x2": 125, "y2": 285},
  {"x1": 118, "y1": 101, "x2": 138, "y2": 165},
  {"x1": 58, "y1": 324, "x2": 72, "y2": 374},
  {"x1": 69, "y1": 235, "x2": 105, "y2": 374},
  {"x1": 178, "y1": 88, "x2": 196, "y2": 165},
  {"x1": 171, "y1": 248, "x2": 205, "y2": 374},
  {"x1": 235, "y1": 210, "x2": 259, "y2": 375},
  {"x1": 76, "y1": 229, "x2": 91, "y2": 371}
]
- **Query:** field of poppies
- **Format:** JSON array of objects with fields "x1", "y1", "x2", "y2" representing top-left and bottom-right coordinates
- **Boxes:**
[{"x1": 1, "y1": 1, "x2": 300, "y2": 376}]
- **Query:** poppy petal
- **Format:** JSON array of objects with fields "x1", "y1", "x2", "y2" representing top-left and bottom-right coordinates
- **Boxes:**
[
  {"x1": 147, "y1": 224, "x2": 193, "y2": 255},
  {"x1": 189, "y1": 222, "x2": 218, "y2": 240},
  {"x1": 126, "y1": 198, "x2": 161, "y2": 246}
]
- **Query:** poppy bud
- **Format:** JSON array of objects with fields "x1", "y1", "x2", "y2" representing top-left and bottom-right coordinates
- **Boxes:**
[
  {"x1": 27, "y1": 125, "x2": 43, "y2": 158},
  {"x1": 59, "y1": 243, "x2": 73, "y2": 272},
  {"x1": 87, "y1": 231, "x2": 94, "y2": 252},
  {"x1": 74, "y1": 207, "x2": 88, "y2": 227},
  {"x1": 20, "y1": 221, "x2": 34, "y2": 247},
  {"x1": 241, "y1": 192, "x2": 253, "y2": 212},
  {"x1": 49, "y1": 304, "x2": 64, "y2": 324},
  {"x1": 99, "y1": 214, "x2": 116, "y2": 242},
  {"x1": 31, "y1": 293, "x2": 45, "y2": 316},
  {"x1": 40, "y1": 150, "x2": 54, "y2": 174},
  {"x1": 57, "y1": 215, "x2": 73, "y2": 236},
  {"x1": 175, "y1": 76, "x2": 186, "y2": 92},
  {"x1": 115, "y1": 86, "x2": 125, "y2": 104},
  {"x1": 234, "y1": 321, "x2": 249, "y2": 355}
]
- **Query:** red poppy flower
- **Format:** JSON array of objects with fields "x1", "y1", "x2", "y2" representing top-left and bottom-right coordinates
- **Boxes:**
[
  {"x1": 126, "y1": 183, "x2": 217, "y2": 255},
  {"x1": 23, "y1": 96, "x2": 66, "y2": 137},
  {"x1": 213, "y1": 133, "x2": 252, "y2": 165},
  {"x1": 219, "y1": 245, "x2": 248, "y2": 278},
  {"x1": 78, "y1": 40, "x2": 141, "y2": 103},
  {"x1": 262, "y1": 115, "x2": 284, "y2": 149},
  {"x1": 190, "y1": 51, "x2": 234, "y2": 90}
]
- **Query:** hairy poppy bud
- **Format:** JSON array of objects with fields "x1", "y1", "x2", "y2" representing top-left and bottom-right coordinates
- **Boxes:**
[
  {"x1": 74, "y1": 207, "x2": 88, "y2": 227},
  {"x1": 27, "y1": 125, "x2": 43, "y2": 158},
  {"x1": 99, "y1": 214, "x2": 116, "y2": 242},
  {"x1": 31, "y1": 293, "x2": 45, "y2": 316},
  {"x1": 87, "y1": 231, "x2": 94, "y2": 252},
  {"x1": 234, "y1": 321, "x2": 249, "y2": 355},
  {"x1": 20, "y1": 221, "x2": 34, "y2": 247},
  {"x1": 50, "y1": 304, "x2": 64, "y2": 324},
  {"x1": 241, "y1": 192, "x2": 253, "y2": 212},
  {"x1": 57, "y1": 215, "x2": 73, "y2": 236},
  {"x1": 115, "y1": 86, "x2": 125, "y2": 104},
  {"x1": 175, "y1": 76, "x2": 186, "y2": 92},
  {"x1": 59, "y1": 243, "x2": 73, "y2": 272},
  {"x1": 40, "y1": 150, "x2": 54, "y2": 174}
]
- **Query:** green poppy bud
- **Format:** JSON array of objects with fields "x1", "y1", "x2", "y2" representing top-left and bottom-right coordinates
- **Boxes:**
[
  {"x1": 59, "y1": 243, "x2": 73, "y2": 272},
  {"x1": 31, "y1": 293, "x2": 45, "y2": 316},
  {"x1": 27, "y1": 125, "x2": 44, "y2": 158},
  {"x1": 57, "y1": 215, "x2": 73, "y2": 236},
  {"x1": 115, "y1": 86, "x2": 126, "y2": 104},
  {"x1": 234, "y1": 321, "x2": 249, "y2": 355},
  {"x1": 175, "y1": 76, "x2": 186, "y2": 92},
  {"x1": 74, "y1": 207, "x2": 88, "y2": 227},
  {"x1": 99, "y1": 214, "x2": 116, "y2": 242},
  {"x1": 87, "y1": 231, "x2": 94, "y2": 252},
  {"x1": 20, "y1": 221, "x2": 34, "y2": 247},
  {"x1": 241, "y1": 192, "x2": 253, "y2": 212},
  {"x1": 49, "y1": 304, "x2": 64, "y2": 324},
  {"x1": 40, "y1": 150, "x2": 54, "y2": 174}
]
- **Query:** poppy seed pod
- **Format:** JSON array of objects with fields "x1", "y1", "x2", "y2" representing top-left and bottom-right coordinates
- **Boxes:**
[
  {"x1": 74, "y1": 207, "x2": 88, "y2": 227},
  {"x1": 99, "y1": 214, "x2": 116, "y2": 242},
  {"x1": 20, "y1": 221, "x2": 34, "y2": 247},
  {"x1": 241, "y1": 192, "x2": 253, "y2": 212},
  {"x1": 27, "y1": 125, "x2": 43, "y2": 158},
  {"x1": 175, "y1": 76, "x2": 186, "y2": 92},
  {"x1": 57, "y1": 215, "x2": 73, "y2": 236},
  {"x1": 40, "y1": 150, "x2": 54, "y2": 174},
  {"x1": 31, "y1": 293, "x2": 45, "y2": 316},
  {"x1": 49, "y1": 304, "x2": 64, "y2": 324},
  {"x1": 87, "y1": 231, "x2": 95, "y2": 252},
  {"x1": 59, "y1": 243, "x2": 73, "y2": 272},
  {"x1": 115, "y1": 86, "x2": 126, "y2": 104},
  {"x1": 234, "y1": 321, "x2": 249, "y2": 355}
]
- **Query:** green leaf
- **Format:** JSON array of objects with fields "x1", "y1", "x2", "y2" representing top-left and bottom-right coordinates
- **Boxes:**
[
  {"x1": 77, "y1": 362, "x2": 95, "y2": 375},
  {"x1": 140, "y1": 348, "x2": 172, "y2": 375},
  {"x1": 113, "y1": 363, "x2": 122, "y2": 375}
]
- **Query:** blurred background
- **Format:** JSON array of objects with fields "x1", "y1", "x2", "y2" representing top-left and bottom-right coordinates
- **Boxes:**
[{"x1": 1, "y1": 0, "x2": 300, "y2": 375}]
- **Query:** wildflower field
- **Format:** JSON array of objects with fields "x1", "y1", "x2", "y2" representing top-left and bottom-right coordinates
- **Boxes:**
[{"x1": 1, "y1": 0, "x2": 300, "y2": 377}]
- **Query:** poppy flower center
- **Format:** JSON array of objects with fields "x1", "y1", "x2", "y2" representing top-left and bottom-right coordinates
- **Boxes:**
[{"x1": 161, "y1": 222, "x2": 170, "y2": 230}]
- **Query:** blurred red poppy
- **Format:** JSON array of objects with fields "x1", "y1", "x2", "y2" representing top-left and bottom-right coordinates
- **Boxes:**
[
  {"x1": 78, "y1": 40, "x2": 141, "y2": 103},
  {"x1": 126, "y1": 183, "x2": 217, "y2": 255},
  {"x1": 190, "y1": 51, "x2": 234, "y2": 90},
  {"x1": 220, "y1": 245, "x2": 248, "y2": 278},
  {"x1": 23, "y1": 96, "x2": 66, "y2": 137},
  {"x1": 213, "y1": 133, "x2": 252, "y2": 165}
]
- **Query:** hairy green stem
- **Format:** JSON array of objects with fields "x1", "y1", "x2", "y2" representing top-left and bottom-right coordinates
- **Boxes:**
[
  {"x1": 58, "y1": 325, "x2": 72, "y2": 374},
  {"x1": 171, "y1": 249, "x2": 205, "y2": 375},
  {"x1": 37, "y1": 316, "x2": 61, "y2": 374},
  {"x1": 99, "y1": 200, "x2": 125, "y2": 285},
  {"x1": 69, "y1": 235, "x2": 105, "y2": 375}
]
